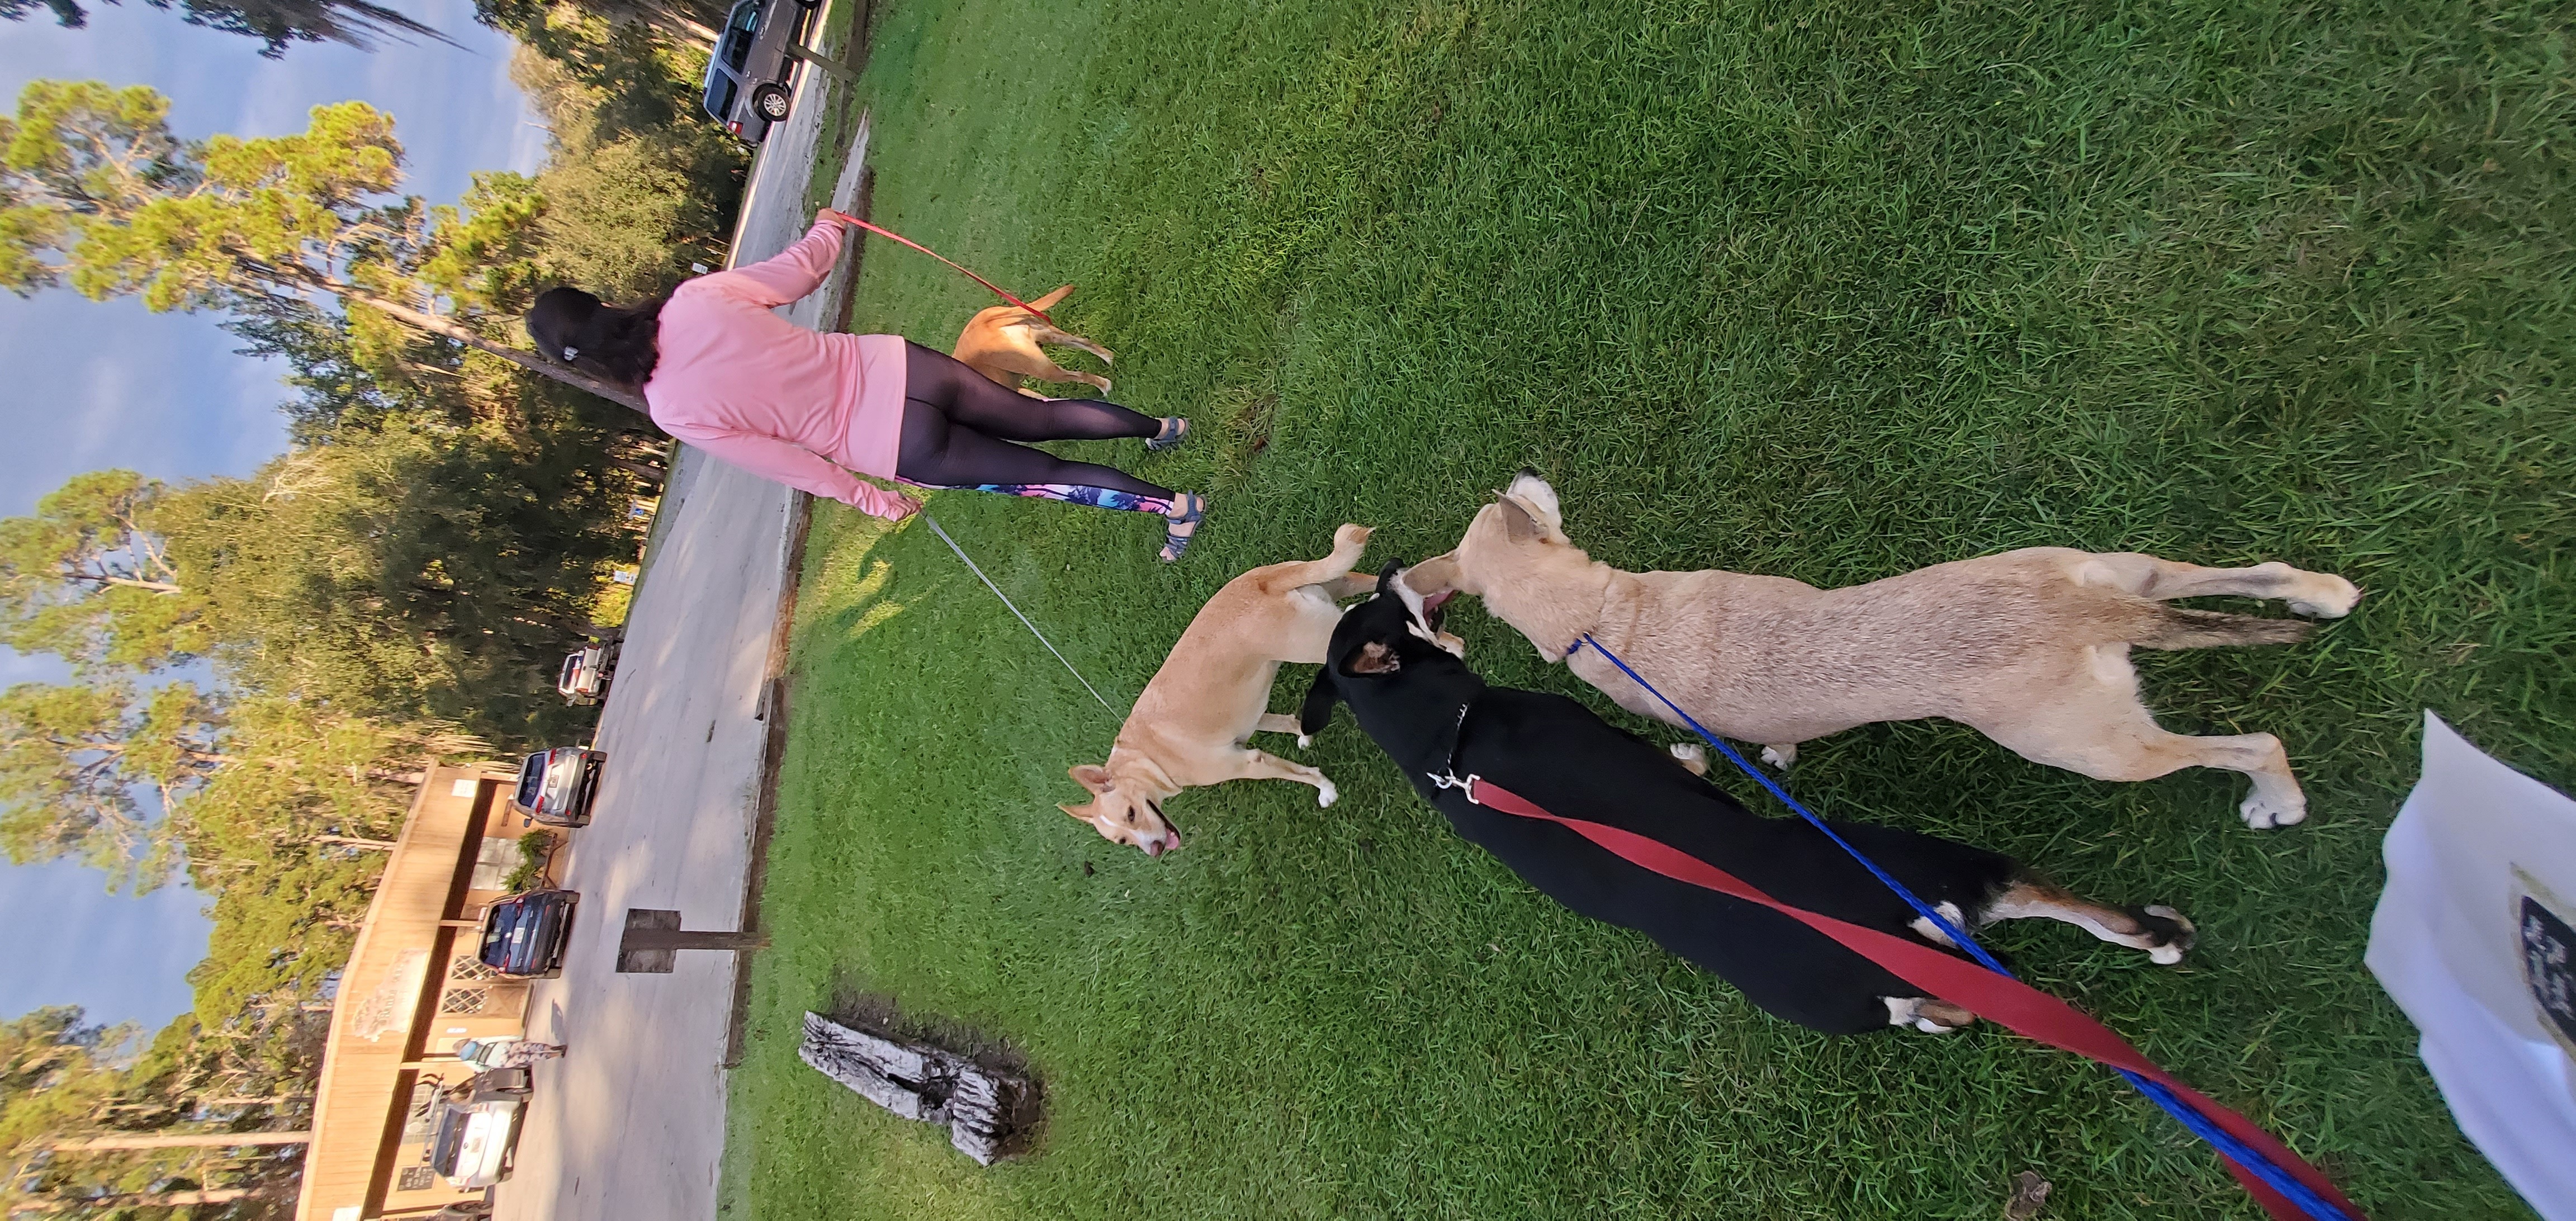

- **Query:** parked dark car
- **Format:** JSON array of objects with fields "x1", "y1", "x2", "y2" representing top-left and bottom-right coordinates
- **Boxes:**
[
  {"x1": 510, "y1": 747, "x2": 604, "y2": 827},
  {"x1": 478, "y1": 889, "x2": 578, "y2": 978},
  {"x1": 699, "y1": 0, "x2": 816, "y2": 143}
]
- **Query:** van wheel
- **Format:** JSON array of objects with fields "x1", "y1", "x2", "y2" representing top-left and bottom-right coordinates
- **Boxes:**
[{"x1": 752, "y1": 84, "x2": 792, "y2": 122}]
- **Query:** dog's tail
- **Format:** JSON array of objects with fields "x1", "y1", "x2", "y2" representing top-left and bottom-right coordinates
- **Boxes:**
[
  {"x1": 1026, "y1": 283, "x2": 1076, "y2": 312},
  {"x1": 2130, "y1": 604, "x2": 2313, "y2": 650}
]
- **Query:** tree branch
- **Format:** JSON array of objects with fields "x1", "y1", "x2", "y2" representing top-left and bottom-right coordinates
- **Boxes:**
[
  {"x1": 337, "y1": 285, "x2": 650, "y2": 412},
  {"x1": 63, "y1": 572, "x2": 182, "y2": 594}
]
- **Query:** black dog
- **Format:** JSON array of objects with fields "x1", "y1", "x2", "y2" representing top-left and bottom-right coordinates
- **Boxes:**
[{"x1": 1301, "y1": 565, "x2": 2194, "y2": 1035}]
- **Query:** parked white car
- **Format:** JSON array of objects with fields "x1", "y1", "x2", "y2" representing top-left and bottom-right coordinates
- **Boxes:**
[
  {"x1": 557, "y1": 639, "x2": 619, "y2": 706},
  {"x1": 428, "y1": 1070, "x2": 530, "y2": 1188}
]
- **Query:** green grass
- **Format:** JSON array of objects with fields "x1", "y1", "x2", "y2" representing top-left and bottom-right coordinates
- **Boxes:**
[
  {"x1": 721, "y1": 0, "x2": 2573, "y2": 1217},
  {"x1": 799, "y1": 0, "x2": 873, "y2": 215}
]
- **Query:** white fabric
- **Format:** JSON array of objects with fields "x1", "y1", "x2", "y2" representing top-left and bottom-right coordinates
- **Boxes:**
[{"x1": 2367, "y1": 712, "x2": 2576, "y2": 1220}]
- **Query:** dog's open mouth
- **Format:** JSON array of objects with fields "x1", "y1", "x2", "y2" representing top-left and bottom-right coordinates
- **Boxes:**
[
  {"x1": 1142, "y1": 802, "x2": 1182, "y2": 857},
  {"x1": 1423, "y1": 589, "x2": 1457, "y2": 617}
]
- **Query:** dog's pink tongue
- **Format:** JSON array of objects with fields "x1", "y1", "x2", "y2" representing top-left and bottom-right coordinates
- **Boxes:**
[{"x1": 1424, "y1": 590, "x2": 1457, "y2": 613}]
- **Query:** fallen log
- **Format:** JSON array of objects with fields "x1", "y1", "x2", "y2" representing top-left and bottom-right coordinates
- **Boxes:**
[{"x1": 799, "y1": 1012, "x2": 1034, "y2": 1164}]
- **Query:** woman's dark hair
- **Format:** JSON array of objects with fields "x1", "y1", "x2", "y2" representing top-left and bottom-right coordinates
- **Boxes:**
[{"x1": 527, "y1": 287, "x2": 666, "y2": 391}]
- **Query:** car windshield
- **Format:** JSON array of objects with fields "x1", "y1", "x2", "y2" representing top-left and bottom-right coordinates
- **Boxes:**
[
  {"x1": 702, "y1": 75, "x2": 738, "y2": 121},
  {"x1": 477, "y1": 902, "x2": 520, "y2": 966},
  {"x1": 560, "y1": 655, "x2": 582, "y2": 687},
  {"x1": 514, "y1": 754, "x2": 546, "y2": 807},
  {"x1": 428, "y1": 1104, "x2": 470, "y2": 1172}
]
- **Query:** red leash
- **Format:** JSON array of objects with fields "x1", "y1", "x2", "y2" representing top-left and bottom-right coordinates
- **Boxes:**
[
  {"x1": 816, "y1": 209, "x2": 1055, "y2": 324},
  {"x1": 1459, "y1": 775, "x2": 2365, "y2": 1220}
]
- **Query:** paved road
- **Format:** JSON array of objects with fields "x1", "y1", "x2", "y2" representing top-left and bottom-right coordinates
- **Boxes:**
[{"x1": 491, "y1": 41, "x2": 865, "y2": 1221}]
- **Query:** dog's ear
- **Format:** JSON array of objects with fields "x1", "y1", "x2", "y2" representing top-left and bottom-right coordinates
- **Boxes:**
[
  {"x1": 1067, "y1": 764, "x2": 1112, "y2": 795},
  {"x1": 1498, "y1": 496, "x2": 1542, "y2": 545},
  {"x1": 1346, "y1": 641, "x2": 1402, "y2": 674},
  {"x1": 1058, "y1": 801, "x2": 1098, "y2": 825},
  {"x1": 1504, "y1": 470, "x2": 1563, "y2": 527},
  {"x1": 1375, "y1": 559, "x2": 1406, "y2": 596},
  {"x1": 1403, "y1": 553, "x2": 1462, "y2": 599},
  {"x1": 1299, "y1": 665, "x2": 1341, "y2": 737}
]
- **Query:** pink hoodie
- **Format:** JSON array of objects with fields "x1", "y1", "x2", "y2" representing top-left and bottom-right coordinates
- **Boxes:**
[{"x1": 642, "y1": 220, "x2": 917, "y2": 519}]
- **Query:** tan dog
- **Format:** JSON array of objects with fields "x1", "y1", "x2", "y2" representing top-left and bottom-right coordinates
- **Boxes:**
[
  {"x1": 1404, "y1": 472, "x2": 2361, "y2": 829},
  {"x1": 950, "y1": 285, "x2": 1115, "y2": 397},
  {"x1": 1063, "y1": 524, "x2": 1381, "y2": 855}
]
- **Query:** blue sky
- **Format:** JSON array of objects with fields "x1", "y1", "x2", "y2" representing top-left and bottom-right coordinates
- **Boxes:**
[{"x1": 0, "y1": 0, "x2": 543, "y2": 1031}]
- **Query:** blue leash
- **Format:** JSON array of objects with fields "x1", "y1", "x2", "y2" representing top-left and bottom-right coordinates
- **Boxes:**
[{"x1": 1568, "y1": 633, "x2": 2356, "y2": 1221}]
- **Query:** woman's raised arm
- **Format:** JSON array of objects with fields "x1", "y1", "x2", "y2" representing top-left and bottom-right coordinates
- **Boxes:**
[{"x1": 700, "y1": 216, "x2": 847, "y2": 307}]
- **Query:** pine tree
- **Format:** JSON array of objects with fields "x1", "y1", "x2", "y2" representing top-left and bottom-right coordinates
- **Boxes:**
[{"x1": 0, "y1": 80, "x2": 647, "y2": 409}]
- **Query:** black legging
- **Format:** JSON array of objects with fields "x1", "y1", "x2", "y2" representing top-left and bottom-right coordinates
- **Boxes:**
[{"x1": 892, "y1": 342, "x2": 1173, "y2": 503}]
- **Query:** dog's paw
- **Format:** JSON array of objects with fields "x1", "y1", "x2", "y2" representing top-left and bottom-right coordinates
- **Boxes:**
[
  {"x1": 2238, "y1": 789, "x2": 2308, "y2": 830},
  {"x1": 1759, "y1": 743, "x2": 1798, "y2": 770},
  {"x1": 1296, "y1": 735, "x2": 1313, "y2": 750},
  {"x1": 2141, "y1": 904, "x2": 2196, "y2": 966},
  {"x1": 2286, "y1": 574, "x2": 2362, "y2": 618},
  {"x1": 1888, "y1": 996, "x2": 1975, "y2": 1034},
  {"x1": 1317, "y1": 781, "x2": 1339, "y2": 808},
  {"x1": 1667, "y1": 742, "x2": 1708, "y2": 775}
]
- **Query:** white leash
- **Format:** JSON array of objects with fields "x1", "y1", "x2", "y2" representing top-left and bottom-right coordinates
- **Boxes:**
[{"x1": 920, "y1": 513, "x2": 1121, "y2": 718}]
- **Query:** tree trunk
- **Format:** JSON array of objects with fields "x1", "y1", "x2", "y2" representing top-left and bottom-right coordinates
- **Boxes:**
[
  {"x1": 314, "y1": 835, "x2": 400, "y2": 851},
  {"x1": 798, "y1": 1013, "x2": 1034, "y2": 1166},
  {"x1": 17, "y1": 1187, "x2": 258, "y2": 1209},
  {"x1": 608, "y1": 457, "x2": 667, "y2": 484},
  {"x1": 49, "y1": 1130, "x2": 312, "y2": 1151},
  {"x1": 336, "y1": 287, "x2": 650, "y2": 413}
]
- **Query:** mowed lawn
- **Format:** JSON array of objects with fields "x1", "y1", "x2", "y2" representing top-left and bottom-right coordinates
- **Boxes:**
[{"x1": 721, "y1": 0, "x2": 2572, "y2": 1217}]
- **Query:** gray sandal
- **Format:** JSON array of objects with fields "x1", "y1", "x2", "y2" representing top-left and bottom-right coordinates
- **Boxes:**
[{"x1": 1158, "y1": 493, "x2": 1206, "y2": 563}]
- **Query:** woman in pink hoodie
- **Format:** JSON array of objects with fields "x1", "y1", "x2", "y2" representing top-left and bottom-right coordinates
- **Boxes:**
[{"x1": 525, "y1": 211, "x2": 1208, "y2": 561}]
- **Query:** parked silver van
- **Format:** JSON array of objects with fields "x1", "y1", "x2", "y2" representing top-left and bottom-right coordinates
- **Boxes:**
[{"x1": 698, "y1": 0, "x2": 816, "y2": 143}]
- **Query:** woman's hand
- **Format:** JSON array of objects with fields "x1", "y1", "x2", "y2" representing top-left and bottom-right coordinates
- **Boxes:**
[
  {"x1": 851, "y1": 482, "x2": 923, "y2": 521},
  {"x1": 817, "y1": 207, "x2": 861, "y2": 230}
]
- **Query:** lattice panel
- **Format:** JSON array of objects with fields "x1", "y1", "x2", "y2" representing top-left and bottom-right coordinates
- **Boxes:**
[
  {"x1": 448, "y1": 954, "x2": 499, "y2": 982},
  {"x1": 439, "y1": 987, "x2": 489, "y2": 1015},
  {"x1": 397, "y1": 1166, "x2": 438, "y2": 1191}
]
